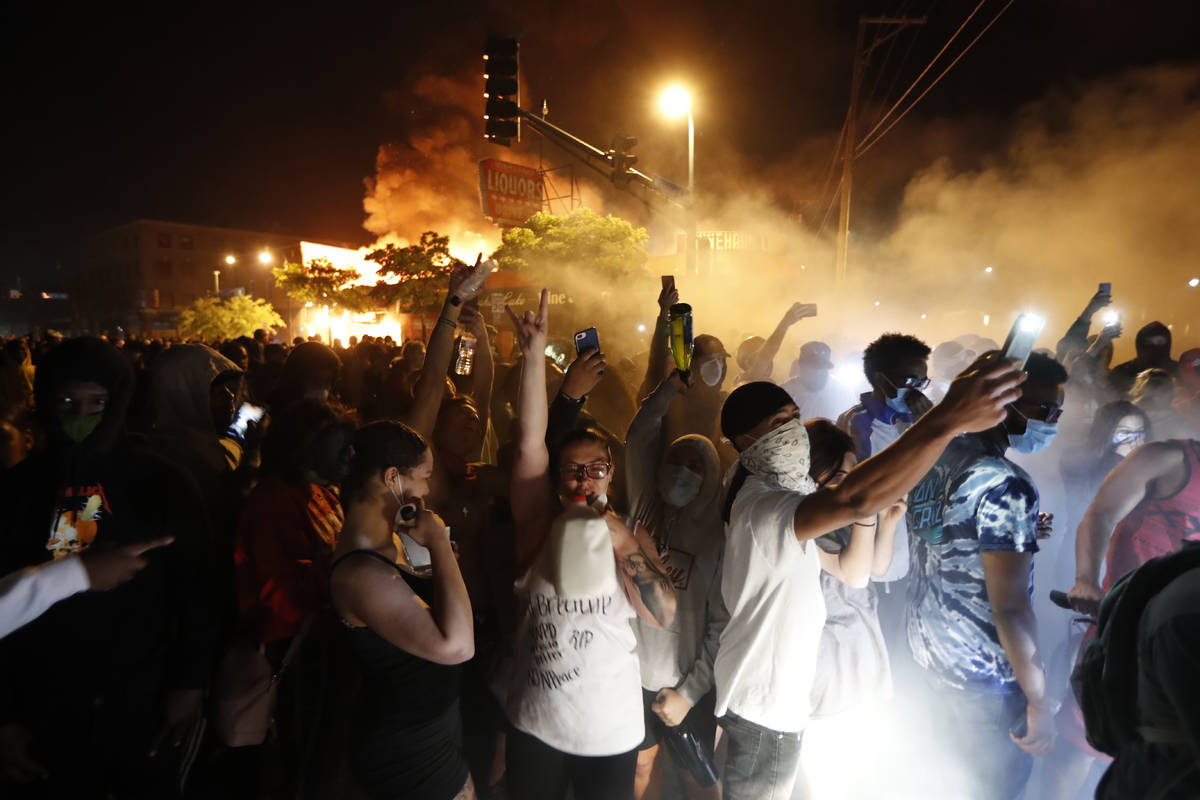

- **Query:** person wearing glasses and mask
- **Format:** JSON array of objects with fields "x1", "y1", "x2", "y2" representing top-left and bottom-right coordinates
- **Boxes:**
[
  {"x1": 837, "y1": 333, "x2": 934, "y2": 678},
  {"x1": 505, "y1": 291, "x2": 676, "y2": 800},
  {"x1": 904, "y1": 351, "x2": 1068, "y2": 800}
]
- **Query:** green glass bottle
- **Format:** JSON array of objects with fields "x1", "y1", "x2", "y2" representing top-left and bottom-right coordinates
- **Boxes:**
[{"x1": 669, "y1": 302, "x2": 694, "y2": 379}]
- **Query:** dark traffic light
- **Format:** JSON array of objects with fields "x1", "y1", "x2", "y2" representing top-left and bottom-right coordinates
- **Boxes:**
[{"x1": 484, "y1": 36, "x2": 520, "y2": 146}]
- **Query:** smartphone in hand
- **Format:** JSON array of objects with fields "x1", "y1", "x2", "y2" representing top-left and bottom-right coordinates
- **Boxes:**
[
  {"x1": 1001, "y1": 314, "x2": 1045, "y2": 370},
  {"x1": 661, "y1": 275, "x2": 675, "y2": 293},
  {"x1": 574, "y1": 327, "x2": 600, "y2": 355}
]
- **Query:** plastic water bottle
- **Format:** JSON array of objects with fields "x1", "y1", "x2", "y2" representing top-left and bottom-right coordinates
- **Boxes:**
[
  {"x1": 454, "y1": 332, "x2": 477, "y2": 375},
  {"x1": 552, "y1": 495, "x2": 618, "y2": 598},
  {"x1": 451, "y1": 259, "x2": 497, "y2": 306}
]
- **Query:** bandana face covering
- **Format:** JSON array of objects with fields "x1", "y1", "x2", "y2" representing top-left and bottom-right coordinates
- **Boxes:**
[
  {"x1": 738, "y1": 418, "x2": 817, "y2": 495},
  {"x1": 62, "y1": 412, "x2": 103, "y2": 443}
]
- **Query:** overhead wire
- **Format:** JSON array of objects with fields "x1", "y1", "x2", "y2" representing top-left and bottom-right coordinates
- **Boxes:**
[
  {"x1": 856, "y1": 0, "x2": 1015, "y2": 158},
  {"x1": 813, "y1": 118, "x2": 847, "y2": 237},
  {"x1": 857, "y1": 0, "x2": 912, "y2": 118},
  {"x1": 855, "y1": 0, "x2": 989, "y2": 149}
]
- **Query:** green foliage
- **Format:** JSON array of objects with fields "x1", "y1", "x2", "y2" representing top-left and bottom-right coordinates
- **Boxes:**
[
  {"x1": 177, "y1": 294, "x2": 284, "y2": 341},
  {"x1": 491, "y1": 208, "x2": 650, "y2": 285},
  {"x1": 272, "y1": 258, "x2": 368, "y2": 311},
  {"x1": 366, "y1": 231, "x2": 466, "y2": 313}
]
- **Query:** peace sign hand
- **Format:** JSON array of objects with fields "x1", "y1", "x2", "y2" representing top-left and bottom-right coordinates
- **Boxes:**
[{"x1": 506, "y1": 288, "x2": 550, "y2": 357}]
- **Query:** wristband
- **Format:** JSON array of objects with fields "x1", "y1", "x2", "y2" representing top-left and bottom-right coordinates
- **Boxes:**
[
  {"x1": 437, "y1": 317, "x2": 456, "y2": 330},
  {"x1": 854, "y1": 520, "x2": 878, "y2": 527}
]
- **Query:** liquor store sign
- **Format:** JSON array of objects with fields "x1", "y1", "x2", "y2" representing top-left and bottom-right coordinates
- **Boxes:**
[{"x1": 479, "y1": 159, "x2": 544, "y2": 228}]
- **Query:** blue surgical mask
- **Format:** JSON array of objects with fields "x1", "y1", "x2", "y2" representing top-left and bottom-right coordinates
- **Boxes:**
[
  {"x1": 885, "y1": 386, "x2": 911, "y2": 415},
  {"x1": 1008, "y1": 418, "x2": 1058, "y2": 454}
]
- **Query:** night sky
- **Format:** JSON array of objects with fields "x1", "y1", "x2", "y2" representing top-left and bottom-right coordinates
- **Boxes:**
[{"x1": 6, "y1": 0, "x2": 1200, "y2": 285}]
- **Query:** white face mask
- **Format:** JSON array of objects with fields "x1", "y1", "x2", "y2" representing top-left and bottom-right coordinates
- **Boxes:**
[
  {"x1": 738, "y1": 418, "x2": 817, "y2": 494},
  {"x1": 659, "y1": 464, "x2": 704, "y2": 507},
  {"x1": 699, "y1": 359, "x2": 724, "y2": 387}
]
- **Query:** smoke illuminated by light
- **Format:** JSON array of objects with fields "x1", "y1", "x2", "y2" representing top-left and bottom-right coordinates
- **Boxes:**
[{"x1": 659, "y1": 85, "x2": 692, "y2": 118}]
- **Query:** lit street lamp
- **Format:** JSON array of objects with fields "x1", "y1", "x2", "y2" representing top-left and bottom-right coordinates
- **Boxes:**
[
  {"x1": 213, "y1": 269, "x2": 222, "y2": 295},
  {"x1": 258, "y1": 250, "x2": 273, "y2": 264},
  {"x1": 659, "y1": 85, "x2": 695, "y2": 275},
  {"x1": 224, "y1": 254, "x2": 237, "y2": 265}
]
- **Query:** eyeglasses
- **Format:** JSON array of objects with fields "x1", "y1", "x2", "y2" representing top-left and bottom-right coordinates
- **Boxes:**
[
  {"x1": 1010, "y1": 401, "x2": 1063, "y2": 424},
  {"x1": 559, "y1": 462, "x2": 611, "y2": 481},
  {"x1": 884, "y1": 373, "x2": 931, "y2": 392}
]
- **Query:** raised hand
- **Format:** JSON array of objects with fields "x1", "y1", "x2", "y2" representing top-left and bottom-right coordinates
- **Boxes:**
[
  {"x1": 937, "y1": 358, "x2": 1025, "y2": 434},
  {"x1": 563, "y1": 348, "x2": 606, "y2": 400},
  {"x1": 657, "y1": 284, "x2": 680, "y2": 318},
  {"x1": 506, "y1": 288, "x2": 549, "y2": 357},
  {"x1": 783, "y1": 302, "x2": 817, "y2": 326}
]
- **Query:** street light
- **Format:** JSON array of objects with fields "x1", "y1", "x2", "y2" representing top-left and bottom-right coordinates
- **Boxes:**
[
  {"x1": 213, "y1": 269, "x2": 222, "y2": 295},
  {"x1": 258, "y1": 250, "x2": 273, "y2": 265},
  {"x1": 659, "y1": 85, "x2": 695, "y2": 275},
  {"x1": 224, "y1": 255, "x2": 236, "y2": 265}
]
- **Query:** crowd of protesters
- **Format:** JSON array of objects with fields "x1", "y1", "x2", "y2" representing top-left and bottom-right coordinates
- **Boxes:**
[{"x1": 0, "y1": 266, "x2": 1197, "y2": 800}]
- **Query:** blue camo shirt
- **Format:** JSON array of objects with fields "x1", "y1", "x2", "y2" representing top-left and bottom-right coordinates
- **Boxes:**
[{"x1": 905, "y1": 435, "x2": 1040, "y2": 693}]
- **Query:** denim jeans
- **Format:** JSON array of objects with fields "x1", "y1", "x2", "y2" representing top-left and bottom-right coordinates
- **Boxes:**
[
  {"x1": 924, "y1": 674, "x2": 1032, "y2": 800},
  {"x1": 719, "y1": 712, "x2": 805, "y2": 800}
]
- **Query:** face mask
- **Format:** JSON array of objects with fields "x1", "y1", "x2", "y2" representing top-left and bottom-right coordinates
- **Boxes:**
[
  {"x1": 660, "y1": 464, "x2": 703, "y2": 507},
  {"x1": 61, "y1": 412, "x2": 103, "y2": 443},
  {"x1": 590, "y1": 494, "x2": 609, "y2": 513},
  {"x1": 699, "y1": 359, "x2": 724, "y2": 387},
  {"x1": 304, "y1": 388, "x2": 329, "y2": 402},
  {"x1": 1008, "y1": 418, "x2": 1058, "y2": 454},
  {"x1": 885, "y1": 386, "x2": 911, "y2": 415},
  {"x1": 738, "y1": 418, "x2": 817, "y2": 494},
  {"x1": 1112, "y1": 430, "x2": 1145, "y2": 457}
]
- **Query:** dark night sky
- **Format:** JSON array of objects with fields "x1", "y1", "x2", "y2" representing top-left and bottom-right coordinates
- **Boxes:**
[{"x1": 5, "y1": 0, "x2": 1200, "y2": 284}]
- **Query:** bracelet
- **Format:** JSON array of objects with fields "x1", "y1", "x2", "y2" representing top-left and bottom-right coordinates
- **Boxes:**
[
  {"x1": 436, "y1": 317, "x2": 456, "y2": 330},
  {"x1": 854, "y1": 520, "x2": 878, "y2": 527}
]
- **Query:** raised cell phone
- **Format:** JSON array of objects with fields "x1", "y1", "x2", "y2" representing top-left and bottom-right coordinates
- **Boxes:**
[
  {"x1": 1098, "y1": 282, "x2": 1111, "y2": 295},
  {"x1": 661, "y1": 275, "x2": 675, "y2": 293},
  {"x1": 1000, "y1": 313, "x2": 1045, "y2": 370},
  {"x1": 574, "y1": 327, "x2": 600, "y2": 355}
]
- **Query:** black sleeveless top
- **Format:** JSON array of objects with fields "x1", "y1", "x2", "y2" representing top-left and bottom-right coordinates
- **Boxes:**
[{"x1": 331, "y1": 549, "x2": 463, "y2": 727}]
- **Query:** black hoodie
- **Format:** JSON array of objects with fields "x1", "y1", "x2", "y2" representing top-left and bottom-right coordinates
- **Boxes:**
[{"x1": 0, "y1": 338, "x2": 220, "y2": 750}]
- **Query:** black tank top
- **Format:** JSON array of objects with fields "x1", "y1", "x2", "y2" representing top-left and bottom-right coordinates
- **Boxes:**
[{"x1": 331, "y1": 549, "x2": 462, "y2": 726}]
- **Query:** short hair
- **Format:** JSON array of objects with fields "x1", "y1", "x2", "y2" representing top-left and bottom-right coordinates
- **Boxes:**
[
  {"x1": 863, "y1": 334, "x2": 931, "y2": 379},
  {"x1": 1025, "y1": 351, "x2": 1069, "y2": 386},
  {"x1": 342, "y1": 421, "x2": 428, "y2": 502},
  {"x1": 805, "y1": 419, "x2": 854, "y2": 484}
]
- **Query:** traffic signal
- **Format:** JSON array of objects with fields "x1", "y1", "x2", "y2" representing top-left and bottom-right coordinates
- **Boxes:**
[
  {"x1": 610, "y1": 135, "x2": 638, "y2": 180},
  {"x1": 484, "y1": 36, "x2": 520, "y2": 146}
]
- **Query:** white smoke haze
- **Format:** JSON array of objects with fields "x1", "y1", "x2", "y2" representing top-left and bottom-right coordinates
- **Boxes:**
[{"x1": 361, "y1": 59, "x2": 1200, "y2": 373}]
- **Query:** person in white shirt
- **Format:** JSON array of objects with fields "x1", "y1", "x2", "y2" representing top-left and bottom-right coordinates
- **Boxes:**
[
  {"x1": 0, "y1": 537, "x2": 173, "y2": 640},
  {"x1": 713, "y1": 359, "x2": 1025, "y2": 800}
]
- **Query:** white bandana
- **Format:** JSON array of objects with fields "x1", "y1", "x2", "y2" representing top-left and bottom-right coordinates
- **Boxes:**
[{"x1": 738, "y1": 418, "x2": 817, "y2": 495}]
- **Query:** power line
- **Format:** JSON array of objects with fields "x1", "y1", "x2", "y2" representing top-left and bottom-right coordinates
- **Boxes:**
[
  {"x1": 857, "y1": 0, "x2": 1015, "y2": 158},
  {"x1": 814, "y1": 119, "x2": 847, "y2": 236},
  {"x1": 855, "y1": 0, "x2": 989, "y2": 149}
]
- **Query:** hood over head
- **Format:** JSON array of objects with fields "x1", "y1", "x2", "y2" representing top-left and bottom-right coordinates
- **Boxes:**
[
  {"x1": 34, "y1": 337, "x2": 135, "y2": 452},
  {"x1": 152, "y1": 344, "x2": 241, "y2": 435},
  {"x1": 662, "y1": 433, "x2": 722, "y2": 517}
]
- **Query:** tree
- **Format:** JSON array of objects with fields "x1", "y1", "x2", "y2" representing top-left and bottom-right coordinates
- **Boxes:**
[
  {"x1": 365, "y1": 231, "x2": 465, "y2": 313},
  {"x1": 272, "y1": 257, "x2": 368, "y2": 311},
  {"x1": 491, "y1": 208, "x2": 650, "y2": 285},
  {"x1": 177, "y1": 294, "x2": 285, "y2": 341}
]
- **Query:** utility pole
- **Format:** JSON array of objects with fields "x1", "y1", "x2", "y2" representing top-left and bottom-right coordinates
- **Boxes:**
[{"x1": 835, "y1": 16, "x2": 925, "y2": 292}]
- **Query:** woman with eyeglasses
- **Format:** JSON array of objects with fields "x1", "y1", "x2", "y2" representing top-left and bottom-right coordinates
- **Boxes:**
[{"x1": 503, "y1": 291, "x2": 676, "y2": 800}]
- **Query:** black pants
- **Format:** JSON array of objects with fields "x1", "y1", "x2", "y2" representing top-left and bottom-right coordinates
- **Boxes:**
[{"x1": 505, "y1": 725, "x2": 637, "y2": 800}]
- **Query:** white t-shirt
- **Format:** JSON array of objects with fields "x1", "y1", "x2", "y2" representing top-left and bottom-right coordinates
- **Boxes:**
[
  {"x1": 506, "y1": 542, "x2": 645, "y2": 756},
  {"x1": 869, "y1": 418, "x2": 910, "y2": 582},
  {"x1": 713, "y1": 475, "x2": 826, "y2": 732}
]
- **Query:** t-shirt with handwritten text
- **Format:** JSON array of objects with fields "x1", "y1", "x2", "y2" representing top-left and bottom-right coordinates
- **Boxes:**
[
  {"x1": 906, "y1": 435, "x2": 1040, "y2": 693},
  {"x1": 506, "y1": 537, "x2": 644, "y2": 756}
]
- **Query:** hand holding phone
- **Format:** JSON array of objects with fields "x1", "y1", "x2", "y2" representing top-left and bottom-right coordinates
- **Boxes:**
[
  {"x1": 229, "y1": 403, "x2": 265, "y2": 439},
  {"x1": 1000, "y1": 314, "x2": 1045, "y2": 369},
  {"x1": 574, "y1": 327, "x2": 601, "y2": 356}
]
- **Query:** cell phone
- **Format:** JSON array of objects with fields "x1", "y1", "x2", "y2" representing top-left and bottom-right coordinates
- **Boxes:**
[
  {"x1": 799, "y1": 303, "x2": 818, "y2": 318},
  {"x1": 1011, "y1": 717, "x2": 1028, "y2": 739},
  {"x1": 1000, "y1": 313, "x2": 1045, "y2": 370},
  {"x1": 574, "y1": 327, "x2": 600, "y2": 355},
  {"x1": 229, "y1": 402, "x2": 264, "y2": 439},
  {"x1": 661, "y1": 275, "x2": 675, "y2": 293},
  {"x1": 399, "y1": 532, "x2": 432, "y2": 575},
  {"x1": 1098, "y1": 282, "x2": 1111, "y2": 295}
]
